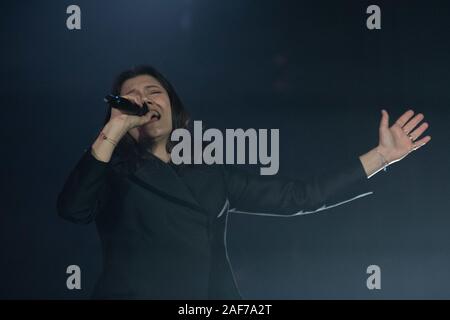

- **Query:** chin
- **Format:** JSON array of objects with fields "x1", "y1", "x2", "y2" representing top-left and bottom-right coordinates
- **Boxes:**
[{"x1": 139, "y1": 127, "x2": 170, "y2": 142}]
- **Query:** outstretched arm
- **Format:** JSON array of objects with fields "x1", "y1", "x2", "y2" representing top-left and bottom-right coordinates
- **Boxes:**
[
  {"x1": 223, "y1": 109, "x2": 431, "y2": 217},
  {"x1": 223, "y1": 156, "x2": 373, "y2": 217}
]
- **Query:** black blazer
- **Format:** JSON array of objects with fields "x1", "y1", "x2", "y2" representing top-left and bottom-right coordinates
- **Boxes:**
[{"x1": 57, "y1": 148, "x2": 373, "y2": 299}]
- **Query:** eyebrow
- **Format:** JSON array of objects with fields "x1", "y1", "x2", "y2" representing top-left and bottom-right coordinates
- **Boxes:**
[{"x1": 124, "y1": 85, "x2": 161, "y2": 95}]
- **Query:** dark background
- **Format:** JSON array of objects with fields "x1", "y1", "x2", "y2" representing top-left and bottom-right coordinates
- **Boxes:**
[{"x1": 1, "y1": 0, "x2": 449, "y2": 299}]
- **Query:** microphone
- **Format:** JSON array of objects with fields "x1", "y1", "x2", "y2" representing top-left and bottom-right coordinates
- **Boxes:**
[{"x1": 104, "y1": 94, "x2": 149, "y2": 116}]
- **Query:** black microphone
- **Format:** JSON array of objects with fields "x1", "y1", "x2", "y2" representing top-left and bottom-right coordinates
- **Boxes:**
[{"x1": 104, "y1": 94, "x2": 149, "y2": 116}]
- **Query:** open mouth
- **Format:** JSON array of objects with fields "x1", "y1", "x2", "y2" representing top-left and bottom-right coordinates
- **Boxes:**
[{"x1": 148, "y1": 110, "x2": 161, "y2": 123}]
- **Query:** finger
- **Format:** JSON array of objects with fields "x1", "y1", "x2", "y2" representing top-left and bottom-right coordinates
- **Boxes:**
[
  {"x1": 395, "y1": 109, "x2": 415, "y2": 128},
  {"x1": 110, "y1": 106, "x2": 123, "y2": 117},
  {"x1": 121, "y1": 94, "x2": 142, "y2": 107},
  {"x1": 138, "y1": 112, "x2": 152, "y2": 125},
  {"x1": 402, "y1": 113, "x2": 424, "y2": 134},
  {"x1": 412, "y1": 135, "x2": 432, "y2": 150},
  {"x1": 379, "y1": 109, "x2": 389, "y2": 130},
  {"x1": 409, "y1": 122, "x2": 429, "y2": 141},
  {"x1": 120, "y1": 94, "x2": 135, "y2": 102}
]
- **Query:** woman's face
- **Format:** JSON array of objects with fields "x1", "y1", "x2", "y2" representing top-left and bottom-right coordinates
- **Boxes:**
[{"x1": 119, "y1": 74, "x2": 173, "y2": 145}]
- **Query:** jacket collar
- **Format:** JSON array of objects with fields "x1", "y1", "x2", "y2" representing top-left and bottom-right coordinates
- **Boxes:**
[{"x1": 114, "y1": 152, "x2": 208, "y2": 214}]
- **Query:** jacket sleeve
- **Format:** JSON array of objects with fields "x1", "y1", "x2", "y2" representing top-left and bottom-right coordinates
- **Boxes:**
[
  {"x1": 222, "y1": 157, "x2": 374, "y2": 217},
  {"x1": 56, "y1": 147, "x2": 111, "y2": 224}
]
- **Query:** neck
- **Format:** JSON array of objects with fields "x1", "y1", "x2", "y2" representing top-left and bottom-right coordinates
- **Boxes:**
[{"x1": 150, "y1": 139, "x2": 171, "y2": 163}]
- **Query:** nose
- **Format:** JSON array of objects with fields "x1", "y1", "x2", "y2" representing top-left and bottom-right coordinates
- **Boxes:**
[
  {"x1": 142, "y1": 97, "x2": 156, "y2": 108},
  {"x1": 133, "y1": 96, "x2": 148, "y2": 108}
]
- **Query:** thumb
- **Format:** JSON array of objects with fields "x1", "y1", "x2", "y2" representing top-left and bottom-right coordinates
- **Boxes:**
[
  {"x1": 379, "y1": 109, "x2": 389, "y2": 130},
  {"x1": 139, "y1": 112, "x2": 152, "y2": 125}
]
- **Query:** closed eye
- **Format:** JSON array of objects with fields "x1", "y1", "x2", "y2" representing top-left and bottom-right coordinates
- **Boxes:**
[{"x1": 147, "y1": 91, "x2": 161, "y2": 96}]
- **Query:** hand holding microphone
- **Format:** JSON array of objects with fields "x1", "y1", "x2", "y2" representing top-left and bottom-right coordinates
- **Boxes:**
[
  {"x1": 105, "y1": 94, "x2": 154, "y2": 132},
  {"x1": 91, "y1": 94, "x2": 155, "y2": 163},
  {"x1": 104, "y1": 94, "x2": 149, "y2": 116}
]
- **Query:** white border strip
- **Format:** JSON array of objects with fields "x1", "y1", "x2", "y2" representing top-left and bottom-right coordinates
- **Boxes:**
[{"x1": 227, "y1": 191, "x2": 374, "y2": 217}]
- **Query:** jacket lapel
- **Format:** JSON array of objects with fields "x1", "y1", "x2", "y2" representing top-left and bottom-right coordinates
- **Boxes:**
[{"x1": 129, "y1": 156, "x2": 209, "y2": 214}]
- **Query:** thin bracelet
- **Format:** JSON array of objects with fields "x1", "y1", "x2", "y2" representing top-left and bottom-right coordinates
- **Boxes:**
[
  {"x1": 375, "y1": 148, "x2": 389, "y2": 172},
  {"x1": 99, "y1": 131, "x2": 118, "y2": 146}
]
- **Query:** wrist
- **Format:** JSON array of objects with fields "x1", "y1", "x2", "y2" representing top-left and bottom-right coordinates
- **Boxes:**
[
  {"x1": 104, "y1": 118, "x2": 128, "y2": 141},
  {"x1": 374, "y1": 147, "x2": 389, "y2": 171},
  {"x1": 375, "y1": 145, "x2": 394, "y2": 164},
  {"x1": 359, "y1": 146, "x2": 392, "y2": 178}
]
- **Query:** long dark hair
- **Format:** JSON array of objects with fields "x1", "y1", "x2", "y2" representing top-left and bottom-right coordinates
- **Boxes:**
[{"x1": 103, "y1": 65, "x2": 190, "y2": 168}]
